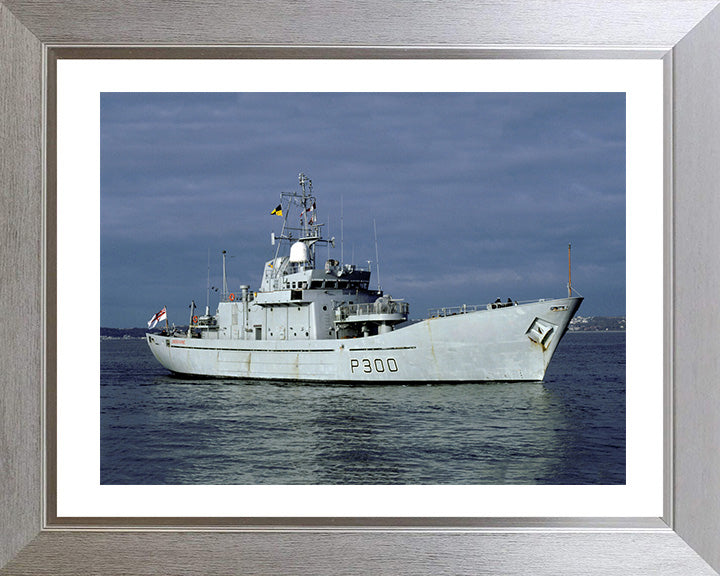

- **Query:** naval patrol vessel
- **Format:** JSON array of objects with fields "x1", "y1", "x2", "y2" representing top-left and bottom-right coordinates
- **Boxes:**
[{"x1": 146, "y1": 173, "x2": 582, "y2": 382}]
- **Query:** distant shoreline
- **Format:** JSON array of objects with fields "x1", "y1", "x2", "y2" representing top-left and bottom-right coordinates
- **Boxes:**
[
  {"x1": 566, "y1": 329, "x2": 626, "y2": 334},
  {"x1": 568, "y1": 315, "x2": 625, "y2": 332}
]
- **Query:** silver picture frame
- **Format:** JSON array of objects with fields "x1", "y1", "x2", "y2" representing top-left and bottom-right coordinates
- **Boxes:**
[{"x1": 2, "y1": 1, "x2": 720, "y2": 574}]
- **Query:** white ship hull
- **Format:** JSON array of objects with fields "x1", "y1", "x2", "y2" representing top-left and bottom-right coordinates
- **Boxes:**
[{"x1": 146, "y1": 296, "x2": 582, "y2": 383}]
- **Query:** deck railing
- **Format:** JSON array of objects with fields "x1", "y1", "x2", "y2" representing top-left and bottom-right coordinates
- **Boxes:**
[
  {"x1": 428, "y1": 298, "x2": 551, "y2": 318},
  {"x1": 335, "y1": 300, "x2": 409, "y2": 321}
]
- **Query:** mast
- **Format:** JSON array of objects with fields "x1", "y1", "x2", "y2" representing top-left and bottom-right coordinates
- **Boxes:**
[
  {"x1": 270, "y1": 173, "x2": 333, "y2": 274},
  {"x1": 298, "y1": 172, "x2": 316, "y2": 266},
  {"x1": 188, "y1": 300, "x2": 196, "y2": 336},
  {"x1": 568, "y1": 243, "x2": 572, "y2": 297},
  {"x1": 222, "y1": 250, "x2": 227, "y2": 300},
  {"x1": 299, "y1": 172, "x2": 310, "y2": 238},
  {"x1": 374, "y1": 218, "x2": 381, "y2": 291},
  {"x1": 271, "y1": 198, "x2": 288, "y2": 271},
  {"x1": 206, "y1": 248, "x2": 210, "y2": 315}
]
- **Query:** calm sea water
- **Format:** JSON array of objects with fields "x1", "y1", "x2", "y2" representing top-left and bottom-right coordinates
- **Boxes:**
[{"x1": 100, "y1": 332, "x2": 625, "y2": 485}]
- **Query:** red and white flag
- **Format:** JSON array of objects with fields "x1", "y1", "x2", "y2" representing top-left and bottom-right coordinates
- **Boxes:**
[
  {"x1": 147, "y1": 306, "x2": 167, "y2": 328},
  {"x1": 300, "y1": 201, "x2": 316, "y2": 220}
]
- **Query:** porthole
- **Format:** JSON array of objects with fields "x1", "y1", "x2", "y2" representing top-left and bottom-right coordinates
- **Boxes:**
[{"x1": 322, "y1": 305, "x2": 327, "y2": 311}]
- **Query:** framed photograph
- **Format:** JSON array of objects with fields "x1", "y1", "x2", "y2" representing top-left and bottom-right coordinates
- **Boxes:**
[
  {"x1": 2, "y1": 2, "x2": 720, "y2": 574},
  {"x1": 56, "y1": 59, "x2": 659, "y2": 521}
]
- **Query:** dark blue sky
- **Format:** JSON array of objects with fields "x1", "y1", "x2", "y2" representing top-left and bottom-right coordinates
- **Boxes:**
[{"x1": 101, "y1": 92, "x2": 625, "y2": 328}]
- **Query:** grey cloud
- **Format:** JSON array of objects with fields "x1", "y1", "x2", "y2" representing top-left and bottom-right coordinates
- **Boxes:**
[{"x1": 101, "y1": 92, "x2": 625, "y2": 327}]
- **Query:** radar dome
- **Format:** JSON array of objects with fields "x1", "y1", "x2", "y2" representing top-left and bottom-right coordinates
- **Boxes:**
[{"x1": 289, "y1": 241, "x2": 310, "y2": 263}]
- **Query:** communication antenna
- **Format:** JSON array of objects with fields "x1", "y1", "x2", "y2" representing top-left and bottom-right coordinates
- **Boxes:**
[
  {"x1": 340, "y1": 195, "x2": 344, "y2": 265},
  {"x1": 373, "y1": 219, "x2": 381, "y2": 291}
]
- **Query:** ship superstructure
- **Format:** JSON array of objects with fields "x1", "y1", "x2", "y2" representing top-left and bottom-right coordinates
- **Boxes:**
[{"x1": 146, "y1": 173, "x2": 582, "y2": 382}]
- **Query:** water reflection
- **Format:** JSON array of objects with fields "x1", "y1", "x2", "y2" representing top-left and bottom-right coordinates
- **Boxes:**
[{"x1": 100, "y1": 333, "x2": 625, "y2": 485}]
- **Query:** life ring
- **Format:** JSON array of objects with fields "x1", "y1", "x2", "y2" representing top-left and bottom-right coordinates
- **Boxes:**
[
  {"x1": 193, "y1": 315, "x2": 198, "y2": 323},
  {"x1": 229, "y1": 293, "x2": 235, "y2": 301}
]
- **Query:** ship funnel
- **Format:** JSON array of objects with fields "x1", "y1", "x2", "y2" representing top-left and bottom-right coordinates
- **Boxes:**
[{"x1": 289, "y1": 241, "x2": 309, "y2": 263}]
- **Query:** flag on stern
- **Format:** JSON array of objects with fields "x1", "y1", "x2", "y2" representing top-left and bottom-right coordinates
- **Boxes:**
[
  {"x1": 271, "y1": 204, "x2": 282, "y2": 216},
  {"x1": 147, "y1": 306, "x2": 167, "y2": 329}
]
